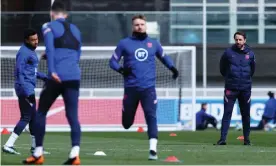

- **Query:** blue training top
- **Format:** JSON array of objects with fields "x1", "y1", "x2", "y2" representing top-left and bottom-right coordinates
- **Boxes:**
[
  {"x1": 42, "y1": 18, "x2": 82, "y2": 81},
  {"x1": 14, "y1": 44, "x2": 47, "y2": 97},
  {"x1": 109, "y1": 35, "x2": 175, "y2": 89}
]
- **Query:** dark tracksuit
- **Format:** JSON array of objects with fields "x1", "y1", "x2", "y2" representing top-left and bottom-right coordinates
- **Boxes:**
[
  {"x1": 35, "y1": 18, "x2": 82, "y2": 147},
  {"x1": 219, "y1": 44, "x2": 256, "y2": 142},
  {"x1": 251, "y1": 97, "x2": 276, "y2": 130},
  {"x1": 196, "y1": 109, "x2": 217, "y2": 130},
  {"x1": 109, "y1": 35, "x2": 175, "y2": 139},
  {"x1": 14, "y1": 44, "x2": 47, "y2": 136}
]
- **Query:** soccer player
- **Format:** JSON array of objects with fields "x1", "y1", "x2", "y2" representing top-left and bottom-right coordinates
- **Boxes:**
[
  {"x1": 23, "y1": 0, "x2": 82, "y2": 165},
  {"x1": 109, "y1": 14, "x2": 179, "y2": 160},
  {"x1": 2, "y1": 29, "x2": 48, "y2": 155},
  {"x1": 216, "y1": 31, "x2": 256, "y2": 145},
  {"x1": 196, "y1": 103, "x2": 218, "y2": 130},
  {"x1": 251, "y1": 91, "x2": 276, "y2": 130}
]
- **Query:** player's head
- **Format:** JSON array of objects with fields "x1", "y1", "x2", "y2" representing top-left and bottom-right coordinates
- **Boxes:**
[
  {"x1": 132, "y1": 14, "x2": 147, "y2": 36},
  {"x1": 201, "y1": 103, "x2": 207, "y2": 111},
  {"x1": 50, "y1": 0, "x2": 69, "y2": 20},
  {"x1": 234, "y1": 31, "x2": 246, "y2": 49},
  {"x1": 24, "y1": 28, "x2": 38, "y2": 49},
  {"x1": 268, "y1": 91, "x2": 275, "y2": 98}
]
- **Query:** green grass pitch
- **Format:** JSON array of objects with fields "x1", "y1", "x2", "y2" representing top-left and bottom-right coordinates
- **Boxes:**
[{"x1": 1, "y1": 130, "x2": 276, "y2": 165}]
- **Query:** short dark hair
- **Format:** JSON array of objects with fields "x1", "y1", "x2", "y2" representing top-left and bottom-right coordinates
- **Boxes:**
[
  {"x1": 132, "y1": 14, "x2": 146, "y2": 23},
  {"x1": 51, "y1": 0, "x2": 70, "y2": 12},
  {"x1": 201, "y1": 103, "x2": 207, "y2": 108},
  {"x1": 234, "y1": 31, "x2": 246, "y2": 39},
  {"x1": 268, "y1": 91, "x2": 275, "y2": 98},
  {"x1": 24, "y1": 28, "x2": 37, "y2": 40}
]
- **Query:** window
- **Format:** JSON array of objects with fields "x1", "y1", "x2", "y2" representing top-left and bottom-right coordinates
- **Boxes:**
[
  {"x1": 265, "y1": 29, "x2": 276, "y2": 43},
  {"x1": 237, "y1": 0, "x2": 258, "y2": 3},
  {"x1": 207, "y1": 7, "x2": 229, "y2": 11},
  {"x1": 207, "y1": 29, "x2": 229, "y2": 43},
  {"x1": 207, "y1": 13, "x2": 229, "y2": 25},
  {"x1": 171, "y1": 29, "x2": 202, "y2": 44},
  {"x1": 171, "y1": 6, "x2": 203, "y2": 11},
  {"x1": 265, "y1": 13, "x2": 276, "y2": 25},
  {"x1": 237, "y1": 29, "x2": 258, "y2": 43},
  {"x1": 237, "y1": 7, "x2": 258, "y2": 12},
  {"x1": 171, "y1": 13, "x2": 202, "y2": 25},
  {"x1": 207, "y1": 0, "x2": 229, "y2": 3},
  {"x1": 265, "y1": 7, "x2": 276, "y2": 11},
  {"x1": 265, "y1": 0, "x2": 276, "y2": 3},
  {"x1": 171, "y1": 0, "x2": 202, "y2": 3},
  {"x1": 237, "y1": 13, "x2": 258, "y2": 25}
]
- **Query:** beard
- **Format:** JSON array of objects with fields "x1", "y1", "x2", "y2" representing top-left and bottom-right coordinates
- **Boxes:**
[{"x1": 132, "y1": 31, "x2": 148, "y2": 40}]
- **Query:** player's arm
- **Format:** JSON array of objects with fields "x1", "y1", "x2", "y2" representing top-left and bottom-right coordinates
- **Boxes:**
[
  {"x1": 250, "y1": 52, "x2": 256, "y2": 77},
  {"x1": 16, "y1": 53, "x2": 28, "y2": 96},
  {"x1": 36, "y1": 72, "x2": 47, "y2": 81},
  {"x1": 109, "y1": 41, "x2": 128, "y2": 75},
  {"x1": 219, "y1": 51, "x2": 228, "y2": 77},
  {"x1": 42, "y1": 23, "x2": 61, "y2": 83},
  {"x1": 156, "y1": 41, "x2": 179, "y2": 79}
]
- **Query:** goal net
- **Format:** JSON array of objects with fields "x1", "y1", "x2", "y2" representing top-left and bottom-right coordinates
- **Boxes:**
[{"x1": 0, "y1": 46, "x2": 196, "y2": 131}]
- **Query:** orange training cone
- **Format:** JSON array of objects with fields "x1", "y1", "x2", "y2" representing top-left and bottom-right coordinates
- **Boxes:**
[
  {"x1": 164, "y1": 156, "x2": 180, "y2": 162},
  {"x1": 237, "y1": 136, "x2": 244, "y2": 140},
  {"x1": 1, "y1": 128, "x2": 10, "y2": 135},
  {"x1": 169, "y1": 133, "x2": 177, "y2": 137},
  {"x1": 137, "y1": 127, "x2": 144, "y2": 133}
]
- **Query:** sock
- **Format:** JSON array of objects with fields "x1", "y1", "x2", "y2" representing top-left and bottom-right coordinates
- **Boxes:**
[
  {"x1": 35, "y1": 111, "x2": 47, "y2": 147},
  {"x1": 5, "y1": 132, "x2": 19, "y2": 147},
  {"x1": 30, "y1": 135, "x2": 36, "y2": 148},
  {"x1": 33, "y1": 146, "x2": 43, "y2": 157},
  {"x1": 69, "y1": 146, "x2": 80, "y2": 158},
  {"x1": 149, "y1": 138, "x2": 157, "y2": 152}
]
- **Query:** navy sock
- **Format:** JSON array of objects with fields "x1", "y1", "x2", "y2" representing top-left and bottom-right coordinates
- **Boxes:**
[
  {"x1": 34, "y1": 111, "x2": 47, "y2": 147},
  {"x1": 13, "y1": 120, "x2": 28, "y2": 136},
  {"x1": 141, "y1": 87, "x2": 158, "y2": 139}
]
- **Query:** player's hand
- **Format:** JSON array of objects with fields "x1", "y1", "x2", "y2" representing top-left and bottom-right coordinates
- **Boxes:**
[
  {"x1": 118, "y1": 67, "x2": 132, "y2": 77},
  {"x1": 170, "y1": 66, "x2": 179, "y2": 80},
  {"x1": 51, "y1": 73, "x2": 61, "y2": 83}
]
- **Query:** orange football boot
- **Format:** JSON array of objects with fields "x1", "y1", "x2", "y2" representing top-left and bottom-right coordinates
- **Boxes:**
[
  {"x1": 63, "y1": 156, "x2": 81, "y2": 165},
  {"x1": 22, "y1": 155, "x2": 44, "y2": 165}
]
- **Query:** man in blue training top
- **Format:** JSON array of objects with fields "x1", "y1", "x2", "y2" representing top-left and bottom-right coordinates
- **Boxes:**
[
  {"x1": 2, "y1": 29, "x2": 47, "y2": 155},
  {"x1": 109, "y1": 14, "x2": 179, "y2": 160},
  {"x1": 215, "y1": 31, "x2": 256, "y2": 146},
  {"x1": 251, "y1": 91, "x2": 276, "y2": 130},
  {"x1": 23, "y1": 0, "x2": 82, "y2": 165},
  {"x1": 196, "y1": 103, "x2": 218, "y2": 130}
]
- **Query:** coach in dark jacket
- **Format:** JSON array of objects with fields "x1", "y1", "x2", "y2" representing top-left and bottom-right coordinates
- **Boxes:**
[{"x1": 215, "y1": 31, "x2": 256, "y2": 146}]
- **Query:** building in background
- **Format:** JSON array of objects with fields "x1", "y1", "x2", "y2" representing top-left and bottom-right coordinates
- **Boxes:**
[{"x1": 1, "y1": 0, "x2": 276, "y2": 87}]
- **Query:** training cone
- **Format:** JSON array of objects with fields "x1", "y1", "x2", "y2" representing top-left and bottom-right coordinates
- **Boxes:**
[
  {"x1": 237, "y1": 136, "x2": 244, "y2": 140},
  {"x1": 164, "y1": 156, "x2": 180, "y2": 162},
  {"x1": 137, "y1": 127, "x2": 144, "y2": 132},
  {"x1": 169, "y1": 133, "x2": 177, "y2": 137},
  {"x1": 1, "y1": 128, "x2": 10, "y2": 135},
  {"x1": 93, "y1": 151, "x2": 106, "y2": 156}
]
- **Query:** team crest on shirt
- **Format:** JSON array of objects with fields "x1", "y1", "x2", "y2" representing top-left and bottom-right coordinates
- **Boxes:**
[
  {"x1": 245, "y1": 54, "x2": 250, "y2": 60},
  {"x1": 134, "y1": 48, "x2": 148, "y2": 61},
  {"x1": 147, "y1": 42, "x2": 152, "y2": 48}
]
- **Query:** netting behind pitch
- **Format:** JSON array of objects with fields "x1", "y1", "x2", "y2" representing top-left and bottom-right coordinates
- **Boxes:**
[{"x1": 1, "y1": 46, "x2": 196, "y2": 131}]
